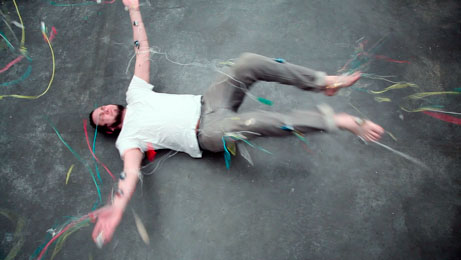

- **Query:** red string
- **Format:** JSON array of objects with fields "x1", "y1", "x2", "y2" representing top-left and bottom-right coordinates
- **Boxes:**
[
  {"x1": 0, "y1": 56, "x2": 24, "y2": 73},
  {"x1": 37, "y1": 215, "x2": 89, "y2": 260},
  {"x1": 49, "y1": 26, "x2": 57, "y2": 42},
  {"x1": 373, "y1": 54, "x2": 410, "y2": 64},
  {"x1": 422, "y1": 111, "x2": 461, "y2": 125},
  {"x1": 36, "y1": 205, "x2": 109, "y2": 259},
  {"x1": 83, "y1": 119, "x2": 116, "y2": 181}
]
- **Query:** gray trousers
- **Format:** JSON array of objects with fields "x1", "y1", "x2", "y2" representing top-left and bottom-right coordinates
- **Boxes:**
[{"x1": 197, "y1": 53, "x2": 338, "y2": 152}]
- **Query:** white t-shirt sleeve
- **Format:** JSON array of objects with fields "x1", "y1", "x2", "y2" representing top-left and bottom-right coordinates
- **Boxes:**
[
  {"x1": 128, "y1": 75, "x2": 154, "y2": 91},
  {"x1": 126, "y1": 76, "x2": 155, "y2": 104}
]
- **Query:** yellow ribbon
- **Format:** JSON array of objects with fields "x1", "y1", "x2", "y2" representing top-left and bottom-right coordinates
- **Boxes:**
[
  {"x1": 368, "y1": 82, "x2": 418, "y2": 94},
  {"x1": 13, "y1": 0, "x2": 27, "y2": 54},
  {"x1": 374, "y1": 97, "x2": 391, "y2": 102},
  {"x1": 0, "y1": 31, "x2": 55, "y2": 100},
  {"x1": 65, "y1": 164, "x2": 75, "y2": 185},
  {"x1": 407, "y1": 91, "x2": 460, "y2": 99}
]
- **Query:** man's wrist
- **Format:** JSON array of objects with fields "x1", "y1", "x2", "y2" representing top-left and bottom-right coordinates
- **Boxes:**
[
  {"x1": 112, "y1": 197, "x2": 128, "y2": 212},
  {"x1": 125, "y1": 6, "x2": 140, "y2": 12}
]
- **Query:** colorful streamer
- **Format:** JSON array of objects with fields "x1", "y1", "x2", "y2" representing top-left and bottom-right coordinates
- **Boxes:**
[
  {"x1": 49, "y1": 0, "x2": 117, "y2": 7},
  {"x1": 0, "y1": 27, "x2": 55, "y2": 98},
  {"x1": 372, "y1": 54, "x2": 410, "y2": 64},
  {"x1": 49, "y1": 1, "x2": 96, "y2": 7},
  {"x1": 0, "y1": 210, "x2": 25, "y2": 260},
  {"x1": 368, "y1": 82, "x2": 418, "y2": 94},
  {"x1": 293, "y1": 130, "x2": 314, "y2": 154},
  {"x1": 0, "y1": 63, "x2": 32, "y2": 87},
  {"x1": 0, "y1": 10, "x2": 20, "y2": 44},
  {"x1": 0, "y1": 55, "x2": 24, "y2": 73},
  {"x1": 0, "y1": 31, "x2": 15, "y2": 50},
  {"x1": 222, "y1": 137, "x2": 231, "y2": 169},
  {"x1": 374, "y1": 97, "x2": 391, "y2": 102},
  {"x1": 46, "y1": 118, "x2": 102, "y2": 203},
  {"x1": 407, "y1": 91, "x2": 460, "y2": 100},
  {"x1": 422, "y1": 111, "x2": 461, "y2": 125},
  {"x1": 65, "y1": 164, "x2": 75, "y2": 184},
  {"x1": 83, "y1": 119, "x2": 116, "y2": 181},
  {"x1": 36, "y1": 214, "x2": 90, "y2": 260},
  {"x1": 12, "y1": 0, "x2": 26, "y2": 54},
  {"x1": 50, "y1": 219, "x2": 90, "y2": 260}
]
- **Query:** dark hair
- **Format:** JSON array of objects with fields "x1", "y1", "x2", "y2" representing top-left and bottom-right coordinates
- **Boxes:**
[{"x1": 88, "y1": 104, "x2": 125, "y2": 136}]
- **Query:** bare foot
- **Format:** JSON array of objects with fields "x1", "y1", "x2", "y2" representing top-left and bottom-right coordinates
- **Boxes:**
[
  {"x1": 333, "y1": 113, "x2": 384, "y2": 142},
  {"x1": 323, "y1": 71, "x2": 361, "y2": 96}
]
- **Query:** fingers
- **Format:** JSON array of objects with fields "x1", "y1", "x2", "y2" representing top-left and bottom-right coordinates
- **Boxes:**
[
  {"x1": 92, "y1": 220, "x2": 102, "y2": 241},
  {"x1": 92, "y1": 221, "x2": 112, "y2": 247},
  {"x1": 95, "y1": 232, "x2": 105, "y2": 249},
  {"x1": 360, "y1": 121, "x2": 385, "y2": 142}
]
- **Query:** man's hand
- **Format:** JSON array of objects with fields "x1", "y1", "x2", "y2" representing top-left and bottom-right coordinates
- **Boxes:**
[
  {"x1": 91, "y1": 205, "x2": 124, "y2": 247},
  {"x1": 122, "y1": 0, "x2": 139, "y2": 8}
]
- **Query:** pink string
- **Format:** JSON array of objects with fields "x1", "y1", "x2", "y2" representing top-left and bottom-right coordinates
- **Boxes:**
[
  {"x1": 0, "y1": 56, "x2": 24, "y2": 74},
  {"x1": 36, "y1": 206, "x2": 108, "y2": 260},
  {"x1": 37, "y1": 215, "x2": 90, "y2": 260},
  {"x1": 373, "y1": 54, "x2": 410, "y2": 64},
  {"x1": 83, "y1": 119, "x2": 116, "y2": 181},
  {"x1": 48, "y1": 27, "x2": 57, "y2": 42},
  {"x1": 422, "y1": 111, "x2": 461, "y2": 125}
]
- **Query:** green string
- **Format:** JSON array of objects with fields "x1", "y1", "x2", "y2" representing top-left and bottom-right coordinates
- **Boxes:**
[
  {"x1": 49, "y1": 1, "x2": 96, "y2": 7},
  {"x1": 0, "y1": 64, "x2": 32, "y2": 87},
  {"x1": 222, "y1": 137, "x2": 231, "y2": 169},
  {"x1": 45, "y1": 118, "x2": 102, "y2": 203},
  {"x1": 257, "y1": 97, "x2": 273, "y2": 106}
]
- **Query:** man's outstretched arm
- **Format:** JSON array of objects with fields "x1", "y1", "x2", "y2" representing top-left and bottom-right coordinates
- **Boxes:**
[
  {"x1": 91, "y1": 0, "x2": 149, "y2": 246},
  {"x1": 92, "y1": 148, "x2": 143, "y2": 245},
  {"x1": 126, "y1": 0, "x2": 150, "y2": 82}
]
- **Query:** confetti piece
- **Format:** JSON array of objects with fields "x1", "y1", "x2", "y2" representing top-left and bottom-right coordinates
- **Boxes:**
[
  {"x1": 226, "y1": 141, "x2": 237, "y2": 156},
  {"x1": 65, "y1": 164, "x2": 74, "y2": 185},
  {"x1": 257, "y1": 97, "x2": 273, "y2": 106},
  {"x1": 374, "y1": 97, "x2": 391, "y2": 102},
  {"x1": 132, "y1": 209, "x2": 150, "y2": 245}
]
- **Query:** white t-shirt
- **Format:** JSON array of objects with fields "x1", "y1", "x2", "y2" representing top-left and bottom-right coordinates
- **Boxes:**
[{"x1": 115, "y1": 76, "x2": 203, "y2": 158}]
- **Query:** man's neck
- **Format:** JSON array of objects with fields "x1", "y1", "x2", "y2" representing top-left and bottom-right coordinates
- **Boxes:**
[{"x1": 121, "y1": 108, "x2": 127, "y2": 126}]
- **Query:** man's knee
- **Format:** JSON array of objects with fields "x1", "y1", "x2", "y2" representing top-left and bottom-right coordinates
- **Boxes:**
[{"x1": 232, "y1": 52, "x2": 265, "y2": 77}]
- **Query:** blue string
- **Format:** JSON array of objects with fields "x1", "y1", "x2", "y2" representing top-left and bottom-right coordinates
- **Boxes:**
[
  {"x1": 45, "y1": 117, "x2": 102, "y2": 203},
  {"x1": 49, "y1": 1, "x2": 96, "y2": 6},
  {"x1": 222, "y1": 137, "x2": 231, "y2": 169},
  {"x1": 231, "y1": 136, "x2": 272, "y2": 155},
  {"x1": 0, "y1": 63, "x2": 32, "y2": 86},
  {"x1": 91, "y1": 108, "x2": 102, "y2": 183},
  {"x1": 0, "y1": 31, "x2": 15, "y2": 51}
]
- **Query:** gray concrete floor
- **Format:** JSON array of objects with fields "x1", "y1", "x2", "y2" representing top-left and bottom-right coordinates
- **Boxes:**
[{"x1": 1, "y1": 0, "x2": 460, "y2": 259}]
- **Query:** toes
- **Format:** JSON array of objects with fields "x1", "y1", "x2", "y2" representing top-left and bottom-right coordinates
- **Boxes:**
[{"x1": 371, "y1": 132, "x2": 381, "y2": 140}]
